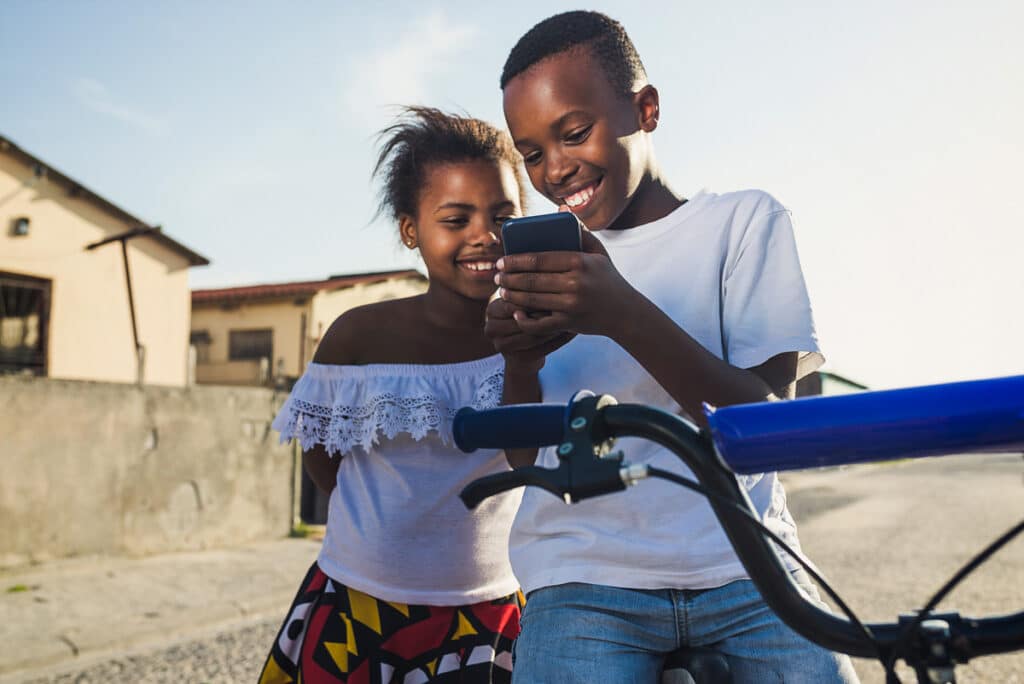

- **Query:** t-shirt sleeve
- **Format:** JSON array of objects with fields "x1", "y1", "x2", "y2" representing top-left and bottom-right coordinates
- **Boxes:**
[{"x1": 721, "y1": 207, "x2": 824, "y2": 379}]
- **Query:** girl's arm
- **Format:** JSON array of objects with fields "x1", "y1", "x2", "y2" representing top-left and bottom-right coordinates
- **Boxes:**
[
  {"x1": 485, "y1": 297, "x2": 573, "y2": 467},
  {"x1": 299, "y1": 307, "x2": 368, "y2": 492},
  {"x1": 303, "y1": 444, "x2": 341, "y2": 495},
  {"x1": 500, "y1": 366, "x2": 543, "y2": 468}
]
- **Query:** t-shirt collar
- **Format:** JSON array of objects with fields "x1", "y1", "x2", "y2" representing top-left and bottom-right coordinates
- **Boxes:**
[{"x1": 594, "y1": 189, "x2": 709, "y2": 247}]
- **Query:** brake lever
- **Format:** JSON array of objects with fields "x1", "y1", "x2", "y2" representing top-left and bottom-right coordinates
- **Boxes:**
[{"x1": 460, "y1": 466, "x2": 568, "y2": 509}]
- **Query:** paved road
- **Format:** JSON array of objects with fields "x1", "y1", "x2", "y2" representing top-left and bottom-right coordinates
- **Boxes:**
[
  {"x1": 21, "y1": 453, "x2": 1024, "y2": 684},
  {"x1": 785, "y1": 452, "x2": 1024, "y2": 683}
]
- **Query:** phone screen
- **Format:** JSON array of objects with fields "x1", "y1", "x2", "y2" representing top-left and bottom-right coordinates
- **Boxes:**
[{"x1": 501, "y1": 212, "x2": 582, "y2": 255}]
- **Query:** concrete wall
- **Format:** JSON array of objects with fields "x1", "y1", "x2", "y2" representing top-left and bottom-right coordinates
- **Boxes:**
[
  {"x1": 0, "y1": 153, "x2": 194, "y2": 386},
  {"x1": 0, "y1": 376, "x2": 295, "y2": 569}
]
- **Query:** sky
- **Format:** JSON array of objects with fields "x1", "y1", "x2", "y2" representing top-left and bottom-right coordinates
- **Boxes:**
[{"x1": 2, "y1": 1, "x2": 1021, "y2": 390}]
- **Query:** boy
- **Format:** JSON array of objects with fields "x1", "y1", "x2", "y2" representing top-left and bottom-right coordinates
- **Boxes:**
[{"x1": 487, "y1": 10, "x2": 859, "y2": 683}]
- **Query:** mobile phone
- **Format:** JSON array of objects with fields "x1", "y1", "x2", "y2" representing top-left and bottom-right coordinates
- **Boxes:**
[{"x1": 501, "y1": 212, "x2": 582, "y2": 255}]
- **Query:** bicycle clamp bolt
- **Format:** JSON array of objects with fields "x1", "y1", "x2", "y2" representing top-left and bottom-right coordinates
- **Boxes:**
[
  {"x1": 558, "y1": 442, "x2": 574, "y2": 456},
  {"x1": 920, "y1": 619, "x2": 952, "y2": 659},
  {"x1": 570, "y1": 417, "x2": 588, "y2": 431}
]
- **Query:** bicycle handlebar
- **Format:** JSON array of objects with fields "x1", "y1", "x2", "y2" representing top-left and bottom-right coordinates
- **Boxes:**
[
  {"x1": 706, "y1": 374, "x2": 1024, "y2": 474},
  {"x1": 455, "y1": 375, "x2": 1024, "y2": 668},
  {"x1": 453, "y1": 404, "x2": 566, "y2": 454}
]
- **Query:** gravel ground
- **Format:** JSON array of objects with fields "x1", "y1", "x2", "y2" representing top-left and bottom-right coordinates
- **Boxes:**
[{"x1": 23, "y1": 619, "x2": 279, "y2": 684}]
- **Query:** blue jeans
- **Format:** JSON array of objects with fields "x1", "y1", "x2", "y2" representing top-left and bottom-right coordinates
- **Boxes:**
[{"x1": 511, "y1": 572, "x2": 859, "y2": 683}]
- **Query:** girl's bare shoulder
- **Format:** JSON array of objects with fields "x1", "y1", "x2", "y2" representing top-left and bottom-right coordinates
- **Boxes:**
[{"x1": 312, "y1": 296, "x2": 425, "y2": 365}]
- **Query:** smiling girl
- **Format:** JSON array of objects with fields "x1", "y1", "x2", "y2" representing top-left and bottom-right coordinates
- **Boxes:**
[{"x1": 259, "y1": 107, "x2": 528, "y2": 684}]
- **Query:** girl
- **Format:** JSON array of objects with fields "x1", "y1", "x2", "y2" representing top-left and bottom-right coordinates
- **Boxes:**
[{"x1": 259, "y1": 107, "x2": 529, "y2": 684}]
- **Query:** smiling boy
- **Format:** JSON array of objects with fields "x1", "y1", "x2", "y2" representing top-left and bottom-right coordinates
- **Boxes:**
[{"x1": 486, "y1": 11, "x2": 859, "y2": 683}]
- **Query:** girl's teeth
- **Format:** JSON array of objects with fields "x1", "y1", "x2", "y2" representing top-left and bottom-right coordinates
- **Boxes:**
[{"x1": 463, "y1": 262, "x2": 494, "y2": 271}]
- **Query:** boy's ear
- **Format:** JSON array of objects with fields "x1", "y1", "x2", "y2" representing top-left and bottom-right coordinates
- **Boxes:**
[
  {"x1": 398, "y1": 214, "x2": 418, "y2": 249},
  {"x1": 634, "y1": 85, "x2": 660, "y2": 133}
]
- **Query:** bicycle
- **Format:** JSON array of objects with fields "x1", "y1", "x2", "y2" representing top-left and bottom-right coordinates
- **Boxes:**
[{"x1": 453, "y1": 374, "x2": 1024, "y2": 684}]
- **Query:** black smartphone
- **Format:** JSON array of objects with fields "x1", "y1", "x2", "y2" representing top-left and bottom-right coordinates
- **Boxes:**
[{"x1": 501, "y1": 212, "x2": 582, "y2": 255}]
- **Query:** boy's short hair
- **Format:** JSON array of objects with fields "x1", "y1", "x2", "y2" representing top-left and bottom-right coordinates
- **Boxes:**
[{"x1": 500, "y1": 11, "x2": 647, "y2": 96}]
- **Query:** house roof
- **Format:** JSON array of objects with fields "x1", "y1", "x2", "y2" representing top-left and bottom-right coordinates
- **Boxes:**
[
  {"x1": 192, "y1": 270, "x2": 425, "y2": 305},
  {"x1": 819, "y1": 371, "x2": 869, "y2": 390},
  {"x1": 0, "y1": 134, "x2": 210, "y2": 266}
]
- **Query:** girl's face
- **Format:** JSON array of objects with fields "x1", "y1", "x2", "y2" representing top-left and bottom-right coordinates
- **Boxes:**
[{"x1": 401, "y1": 159, "x2": 523, "y2": 302}]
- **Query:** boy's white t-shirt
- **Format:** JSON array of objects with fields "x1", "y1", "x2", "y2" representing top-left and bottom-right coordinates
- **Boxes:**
[{"x1": 508, "y1": 189, "x2": 824, "y2": 594}]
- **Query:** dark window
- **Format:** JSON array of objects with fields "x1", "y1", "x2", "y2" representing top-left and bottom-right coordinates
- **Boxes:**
[
  {"x1": 189, "y1": 330, "x2": 212, "y2": 345},
  {"x1": 0, "y1": 273, "x2": 50, "y2": 376},
  {"x1": 11, "y1": 217, "x2": 30, "y2": 237},
  {"x1": 190, "y1": 330, "x2": 212, "y2": 363},
  {"x1": 229, "y1": 329, "x2": 272, "y2": 361}
]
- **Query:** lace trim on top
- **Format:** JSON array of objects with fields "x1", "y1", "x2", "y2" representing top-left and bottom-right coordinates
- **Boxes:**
[{"x1": 272, "y1": 355, "x2": 504, "y2": 457}]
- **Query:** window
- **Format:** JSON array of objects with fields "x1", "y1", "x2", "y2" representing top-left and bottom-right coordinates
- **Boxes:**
[
  {"x1": 190, "y1": 330, "x2": 212, "y2": 363},
  {"x1": 11, "y1": 217, "x2": 30, "y2": 237},
  {"x1": 229, "y1": 329, "x2": 272, "y2": 361},
  {"x1": 0, "y1": 273, "x2": 50, "y2": 376}
]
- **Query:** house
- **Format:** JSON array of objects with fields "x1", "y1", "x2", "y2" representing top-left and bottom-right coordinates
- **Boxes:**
[
  {"x1": 190, "y1": 270, "x2": 427, "y2": 387},
  {"x1": 0, "y1": 135, "x2": 208, "y2": 386},
  {"x1": 797, "y1": 370, "x2": 868, "y2": 396}
]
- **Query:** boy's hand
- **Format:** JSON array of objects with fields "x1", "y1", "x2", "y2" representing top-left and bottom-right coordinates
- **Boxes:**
[
  {"x1": 495, "y1": 228, "x2": 637, "y2": 338},
  {"x1": 485, "y1": 297, "x2": 574, "y2": 373}
]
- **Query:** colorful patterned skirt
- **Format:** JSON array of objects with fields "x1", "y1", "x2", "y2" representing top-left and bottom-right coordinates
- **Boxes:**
[{"x1": 259, "y1": 563, "x2": 523, "y2": 684}]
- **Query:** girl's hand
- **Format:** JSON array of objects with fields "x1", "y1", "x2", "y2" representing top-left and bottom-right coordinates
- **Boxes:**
[
  {"x1": 485, "y1": 297, "x2": 574, "y2": 373},
  {"x1": 495, "y1": 228, "x2": 638, "y2": 339}
]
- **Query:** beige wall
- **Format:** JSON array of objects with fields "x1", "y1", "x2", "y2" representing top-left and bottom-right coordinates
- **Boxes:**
[
  {"x1": 0, "y1": 154, "x2": 193, "y2": 386},
  {"x1": 192, "y1": 276, "x2": 426, "y2": 384},
  {"x1": 0, "y1": 376, "x2": 294, "y2": 567}
]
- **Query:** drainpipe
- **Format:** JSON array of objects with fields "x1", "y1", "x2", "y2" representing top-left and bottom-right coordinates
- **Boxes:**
[{"x1": 86, "y1": 226, "x2": 159, "y2": 385}]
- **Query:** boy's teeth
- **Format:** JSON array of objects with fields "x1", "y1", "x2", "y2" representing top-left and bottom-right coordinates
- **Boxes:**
[{"x1": 565, "y1": 186, "x2": 595, "y2": 208}]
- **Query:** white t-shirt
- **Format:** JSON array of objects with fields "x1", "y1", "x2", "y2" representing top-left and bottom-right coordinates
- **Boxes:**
[
  {"x1": 273, "y1": 354, "x2": 523, "y2": 605},
  {"x1": 509, "y1": 189, "x2": 824, "y2": 594}
]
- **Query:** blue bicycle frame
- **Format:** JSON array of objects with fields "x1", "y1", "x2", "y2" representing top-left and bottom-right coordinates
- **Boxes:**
[{"x1": 705, "y1": 374, "x2": 1024, "y2": 473}]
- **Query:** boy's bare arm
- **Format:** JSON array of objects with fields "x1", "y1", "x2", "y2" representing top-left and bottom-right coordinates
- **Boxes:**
[
  {"x1": 495, "y1": 236, "x2": 796, "y2": 423},
  {"x1": 610, "y1": 293, "x2": 796, "y2": 419}
]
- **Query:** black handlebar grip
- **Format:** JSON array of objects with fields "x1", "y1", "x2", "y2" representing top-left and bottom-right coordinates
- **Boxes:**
[{"x1": 453, "y1": 405, "x2": 566, "y2": 453}]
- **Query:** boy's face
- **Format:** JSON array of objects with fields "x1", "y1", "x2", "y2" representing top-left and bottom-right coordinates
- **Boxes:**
[{"x1": 503, "y1": 48, "x2": 652, "y2": 231}]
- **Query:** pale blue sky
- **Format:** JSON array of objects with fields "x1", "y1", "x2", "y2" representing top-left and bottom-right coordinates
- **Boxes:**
[{"x1": 2, "y1": 1, "x2": 1021, "y2": 389}]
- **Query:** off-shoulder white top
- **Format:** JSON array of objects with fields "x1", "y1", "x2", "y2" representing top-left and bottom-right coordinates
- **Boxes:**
[{"x1": 272, "y1": 354, "x2": 522, "y2": 605}]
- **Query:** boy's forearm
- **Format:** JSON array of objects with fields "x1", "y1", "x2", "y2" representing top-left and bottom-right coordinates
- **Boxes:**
[
  {"x1": 501, "y1": 365, "x2": 542, "y2": 468},
  {"x1": 609, "y1": 293, "x2": 778, "y2": 423}
]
